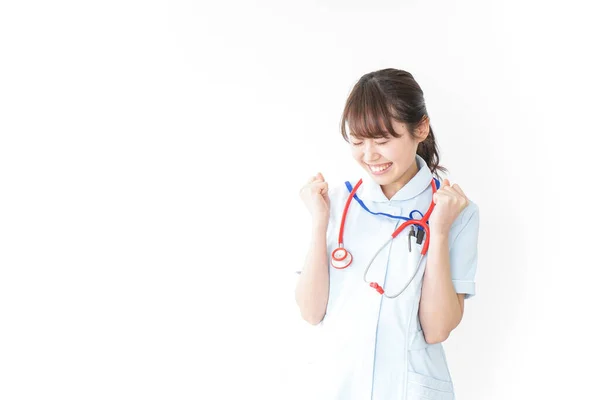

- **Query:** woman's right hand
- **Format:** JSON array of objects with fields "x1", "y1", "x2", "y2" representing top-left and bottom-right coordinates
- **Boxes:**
[{"x1": 299, "y1": 172, "x2": 330, "y2": 224}]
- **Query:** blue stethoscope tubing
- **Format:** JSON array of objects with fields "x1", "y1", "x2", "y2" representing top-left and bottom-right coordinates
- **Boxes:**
[{"x1": 343, "y1": 178, "x2": 440, "y2": 225}]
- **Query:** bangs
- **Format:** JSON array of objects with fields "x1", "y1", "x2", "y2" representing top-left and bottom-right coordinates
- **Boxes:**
[{"x1": 341, "y1": 79, "x2": 400, "y2": 141}]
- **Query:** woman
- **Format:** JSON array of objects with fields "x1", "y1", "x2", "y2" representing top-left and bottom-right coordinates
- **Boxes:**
[{"x1": 295, "y1": 68, "x2": 479, "y2": 399}]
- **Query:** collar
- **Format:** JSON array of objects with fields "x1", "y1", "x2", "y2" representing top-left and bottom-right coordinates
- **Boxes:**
[{"x1": 359, "y1": 155, "x2": 434, "y2": 202}]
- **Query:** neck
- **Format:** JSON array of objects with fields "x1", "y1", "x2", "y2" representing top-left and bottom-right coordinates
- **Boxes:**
[{"x1": 381, "y1": 160, "x2": 419, "y2": 200}]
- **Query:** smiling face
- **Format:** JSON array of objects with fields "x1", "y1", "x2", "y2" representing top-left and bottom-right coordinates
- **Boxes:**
[
  {"x1": 349, "y1": 119, "x2": 428, "y2": 199},
  {"x1": 340, "y1": 70, "x2": 439, "y2": 198}
]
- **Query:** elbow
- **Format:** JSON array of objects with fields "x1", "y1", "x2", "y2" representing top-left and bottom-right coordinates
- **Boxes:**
[
  {"x1": 305, "y1": 317, "x2": 324, "y2": 326},
  {"x1": 424, "y1": 330, "x2": 450, "y2": 344},
  {"x1": 295, "y1": 297, "x2": 325, "y2": 325},
  {"x1": 294, "y1": 287, "x2": 327, "y2": 325},
  {"x1": 421, "y1": 313, "x2": 462, "y2": 344},
  {"x1": 300, "y1": 310, "x2": 325, "y2": 326}
]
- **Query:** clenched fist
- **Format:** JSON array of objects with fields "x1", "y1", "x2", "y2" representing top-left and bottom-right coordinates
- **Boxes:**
[
  {"x1": 299, "y1": 172, "x2": 330, "y2": 224},
  {"x1": 428, "y1": 178, "x2": 469, "y2": 236}
]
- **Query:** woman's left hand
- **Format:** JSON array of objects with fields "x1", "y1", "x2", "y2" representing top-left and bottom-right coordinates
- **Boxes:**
[{"x1": 429, "y1": 179, "x2": 469, "y2": 236}]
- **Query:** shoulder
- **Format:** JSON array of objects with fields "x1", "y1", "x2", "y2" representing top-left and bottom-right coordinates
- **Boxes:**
[
  {"x1": 450, "y1": 199, "x2": 480, "y2": 240},
  {"x1": 327, "y1": 178, "x2": 359, "y2": 218},
  {"x1": 460, "y1": 200, "x2": 479, "y2": 224},
  {"x1": 327, "y1": 179, "x2": 359, "y2": 199}
]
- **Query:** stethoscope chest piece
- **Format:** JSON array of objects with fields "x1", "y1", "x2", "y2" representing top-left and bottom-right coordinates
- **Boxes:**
[{"x1": 331, "y1": 247, "x2": 353, "y2": 269}]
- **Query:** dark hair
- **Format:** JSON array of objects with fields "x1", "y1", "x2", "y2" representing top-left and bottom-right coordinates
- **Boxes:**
[{"x1": 340, "y1": 68, "x2": 446, "y2": 175}]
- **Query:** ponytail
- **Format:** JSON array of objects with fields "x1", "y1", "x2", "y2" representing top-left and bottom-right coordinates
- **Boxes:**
[{"x1": 416, "y1": 126, "x2": 446, "y2": 176}]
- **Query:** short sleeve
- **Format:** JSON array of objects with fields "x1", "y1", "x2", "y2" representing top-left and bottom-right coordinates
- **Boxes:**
[{"x1": 449, "y1": 202, "x2": 480, "y2": 299}]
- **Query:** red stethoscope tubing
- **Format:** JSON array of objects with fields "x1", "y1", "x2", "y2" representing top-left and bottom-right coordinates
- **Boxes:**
[
  {"x1": 331, "y1": 179, "x2": 438, "y2": 297},
  {"x1": 330, "y1": 179, "x2": 364, "y2": 269},
  {"x1": 338, "y1": 179, "x2": 363, "y2": 245},
  {"x1": 389, "y1": 179, "x2": 437, "y2": 255}
]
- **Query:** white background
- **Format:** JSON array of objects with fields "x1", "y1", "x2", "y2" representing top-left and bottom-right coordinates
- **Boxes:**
[{"x1": 1, "y1": 1, "x2": 599, "y2": 399}]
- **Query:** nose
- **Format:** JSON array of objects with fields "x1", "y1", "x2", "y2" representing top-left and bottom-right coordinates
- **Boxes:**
[{"x1": 362, "y1": 142, "x2": 380, "y2": 163}]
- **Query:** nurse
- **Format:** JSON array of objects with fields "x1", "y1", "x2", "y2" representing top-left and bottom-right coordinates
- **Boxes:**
[{"x1": 294, "y1": 68, "x2": 479, "y2": 400}]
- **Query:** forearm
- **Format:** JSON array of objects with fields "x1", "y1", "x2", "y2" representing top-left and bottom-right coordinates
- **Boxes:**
[
  {"x1": 418, "y1": 232, "x2": 462, "y2": 343},
  {"x1": 294, "y1": 221, "x2": 330, "y2": 325}
]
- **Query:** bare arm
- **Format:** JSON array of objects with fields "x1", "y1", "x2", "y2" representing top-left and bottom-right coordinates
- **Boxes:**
[
  {"x1": 418, "y1": 179, "x2": 473, "y2": 344},
  {"x1": 294, "y1": 220, "x2": 330, "y2": 325},
  {"x1": 418, "y1": 232, "x2": 465, "y2": 343}
]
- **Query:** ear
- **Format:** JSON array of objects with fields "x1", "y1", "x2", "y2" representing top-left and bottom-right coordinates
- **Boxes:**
[{"x1": 415, "y1": 116, "x2": 430, "y2": 143}]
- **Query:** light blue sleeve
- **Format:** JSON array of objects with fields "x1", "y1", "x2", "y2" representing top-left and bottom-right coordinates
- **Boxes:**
[{"x1": 449, "y1": 202, "x2": 480, "y2": 299}]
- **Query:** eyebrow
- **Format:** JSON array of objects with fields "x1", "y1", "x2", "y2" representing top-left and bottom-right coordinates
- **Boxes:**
[{"x1": 350, "y1": 132, "x2": 392, "y2": 140}]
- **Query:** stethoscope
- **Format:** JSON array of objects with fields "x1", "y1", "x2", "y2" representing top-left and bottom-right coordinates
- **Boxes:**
[{"x1": 330, "y1": 179, "x2": 438, "y2": 298}]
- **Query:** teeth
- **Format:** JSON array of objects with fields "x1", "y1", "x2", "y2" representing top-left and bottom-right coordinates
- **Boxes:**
[{"x1": 369, "y1": 163, "x2": 392, "y2": 172}]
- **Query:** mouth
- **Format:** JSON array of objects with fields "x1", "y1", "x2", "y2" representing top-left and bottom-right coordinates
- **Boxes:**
[{"x1": 367, "y1": 162, "x2": 393, "y2": 175}]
